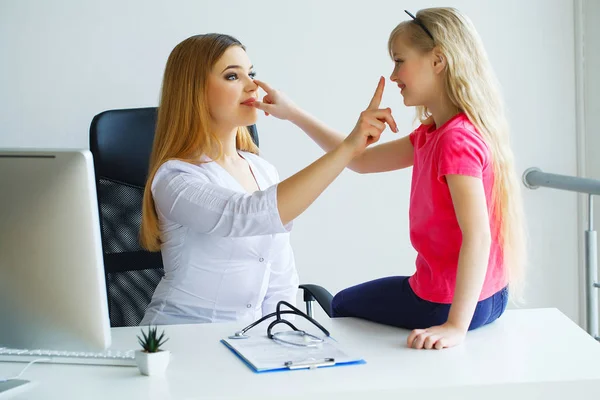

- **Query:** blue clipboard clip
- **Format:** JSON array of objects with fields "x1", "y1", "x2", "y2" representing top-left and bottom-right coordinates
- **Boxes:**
[{"x1": 284, "y1": 357, "x2": 336, "y2": 370}]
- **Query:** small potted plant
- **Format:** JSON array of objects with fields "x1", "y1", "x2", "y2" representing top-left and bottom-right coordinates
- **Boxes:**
[{"x1": 135, "y1": 325, "x2": 170, "y2": 376}]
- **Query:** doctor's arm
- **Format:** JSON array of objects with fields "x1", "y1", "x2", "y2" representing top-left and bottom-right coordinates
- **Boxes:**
[
  {"x1": 153, "y1": 79, "x2": 393, "y2": 237},
  {"x1": 153, "y1": 139, "x2": 377, "y2": 238}
]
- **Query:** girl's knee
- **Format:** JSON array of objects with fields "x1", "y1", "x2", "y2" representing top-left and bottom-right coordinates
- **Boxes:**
[{"x1": 331, "y1": 292, "x2": 346, "y2": 317}]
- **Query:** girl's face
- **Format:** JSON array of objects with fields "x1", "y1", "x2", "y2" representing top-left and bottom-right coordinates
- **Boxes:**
[
  {"x1": 207, "y1": 46, "x2": 258, "y2": 130},
  {"x1": 389, "y1": 35, "x2": 444, "y2": 107}
]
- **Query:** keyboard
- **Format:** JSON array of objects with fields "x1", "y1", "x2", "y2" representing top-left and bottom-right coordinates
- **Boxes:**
[{"x1": 0, "y1": 347, "x2": 136, "y2": 367}]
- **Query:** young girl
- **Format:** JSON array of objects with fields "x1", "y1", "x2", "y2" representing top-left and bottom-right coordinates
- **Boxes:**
[
  {"x1": 253, "y1": 7, "x2": 526, "y2": 350},
  {"x1": 138, "y1": 33, "x2": 392, "y2": 325}
]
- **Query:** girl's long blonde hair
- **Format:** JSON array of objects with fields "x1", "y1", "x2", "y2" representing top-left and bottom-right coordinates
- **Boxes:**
[
  {"x1": 140, "y1": 34, "x2": 259, "y2": 252},
  {"x1": 389, "y1": 8, "x2": 527, "y2": 300}
]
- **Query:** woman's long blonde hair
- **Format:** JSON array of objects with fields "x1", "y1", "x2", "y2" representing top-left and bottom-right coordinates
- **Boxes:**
[
  {"x1": 389, "y1": 8, "x2": 527, "y2": 300},
  {"x1": 140, "y1": 34, "x2": 259, "y2": 251}
]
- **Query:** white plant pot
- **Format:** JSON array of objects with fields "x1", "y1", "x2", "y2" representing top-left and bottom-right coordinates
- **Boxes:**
[{"x1": 134, "y1": 350, "x2": 171, "y2": 376}]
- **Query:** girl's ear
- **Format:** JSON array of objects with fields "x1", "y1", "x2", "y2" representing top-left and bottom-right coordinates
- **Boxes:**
[{"x1": 432, "y1": 47, "x2": 446, "y2": 74}]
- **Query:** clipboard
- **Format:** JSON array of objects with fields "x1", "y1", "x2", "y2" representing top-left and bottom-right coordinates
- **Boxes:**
[{"x1": 221, "y1": 335, "x2": 366, "y2": 373}]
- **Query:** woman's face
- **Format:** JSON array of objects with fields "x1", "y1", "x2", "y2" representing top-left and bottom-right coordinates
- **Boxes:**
[{"x1": 207, "y1": 46, "x2": 259, "y2": 130}]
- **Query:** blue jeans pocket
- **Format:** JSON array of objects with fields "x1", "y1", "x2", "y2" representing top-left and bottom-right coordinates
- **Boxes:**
[{"x1": 488, "y1": 286, "x2": 509, "y2": 324}]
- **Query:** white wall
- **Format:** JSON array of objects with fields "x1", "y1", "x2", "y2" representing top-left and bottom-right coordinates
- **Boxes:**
[
  {"x1": 0, "y1": 0, "x2": 582, "y2": 324},
  {"x1": 582, "y1": 0, "x2": 600, "y2": 330}
]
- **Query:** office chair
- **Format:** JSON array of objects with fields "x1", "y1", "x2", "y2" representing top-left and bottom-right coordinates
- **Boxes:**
[{"x1": 89, "y1": 107, "x2": 333, "y2": 327}]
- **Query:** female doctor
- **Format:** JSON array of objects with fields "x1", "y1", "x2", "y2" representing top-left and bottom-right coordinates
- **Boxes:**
[{"x1": 139, "y1": 33, "x2": 394, "y2": 325}]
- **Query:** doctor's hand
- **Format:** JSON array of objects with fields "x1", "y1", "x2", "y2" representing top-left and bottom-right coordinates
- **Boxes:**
[
  {"x1": 406, "y1": 322, "x2": 467, "y2": 350},
  {"x1": 252, "y1": 79, "x2": 300, "y2": 121},
  {"x1": 343, "y1": 76, "x2": 398, "y2": 157}
]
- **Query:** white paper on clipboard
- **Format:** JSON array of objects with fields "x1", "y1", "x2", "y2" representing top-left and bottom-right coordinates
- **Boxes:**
[{"x1": 221, "y1": 335, "x2": 365, "y2": 373}]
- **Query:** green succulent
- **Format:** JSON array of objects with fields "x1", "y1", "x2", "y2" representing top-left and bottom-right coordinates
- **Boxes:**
[{"x1": 137, "y1": 325, "x2": 169, "y2": 353}]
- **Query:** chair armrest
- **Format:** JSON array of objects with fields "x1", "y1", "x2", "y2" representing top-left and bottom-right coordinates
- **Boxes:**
[{"x1": 299, "y1": 284, "x2": 334, "y2": 318}]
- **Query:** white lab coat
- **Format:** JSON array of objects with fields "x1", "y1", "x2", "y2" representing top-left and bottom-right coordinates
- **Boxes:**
[{"x1": 140, "y1": 151, "x2": 299, "y2": 326}]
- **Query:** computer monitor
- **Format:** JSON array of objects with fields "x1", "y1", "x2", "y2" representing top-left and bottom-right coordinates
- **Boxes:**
[{"x1": 0, "y1": 149, "x2": 111, "y2": 352}]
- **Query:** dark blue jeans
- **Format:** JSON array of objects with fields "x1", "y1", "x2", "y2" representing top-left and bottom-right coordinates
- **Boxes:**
[{"x1": 331, "y1": 276, "x2": 508, "y2": 330}]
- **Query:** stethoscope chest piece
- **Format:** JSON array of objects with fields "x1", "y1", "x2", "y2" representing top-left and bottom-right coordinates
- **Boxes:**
[{"x1": 228, "y1": 331, "x2": 250, "y2": 340}]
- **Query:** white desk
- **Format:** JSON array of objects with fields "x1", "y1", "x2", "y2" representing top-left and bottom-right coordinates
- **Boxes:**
[{"x1": 1, "y1": 308, "x2": 599, "y2": 399}]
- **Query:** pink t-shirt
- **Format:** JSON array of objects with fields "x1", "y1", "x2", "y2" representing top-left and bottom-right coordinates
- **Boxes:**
[{"x1": 407, "y1": 113, "x2": 505, "y2": 304}]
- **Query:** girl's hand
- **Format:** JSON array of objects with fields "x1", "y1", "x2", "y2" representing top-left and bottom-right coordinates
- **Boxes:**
[
  {"x1": 252, "y1": 79, "x2": 300, "y2": 121},
  {"x1": 343, "y1": 76, "x2": 398, "y2": 157},
  {"x1": 407, "y1": 322, "x2": 467, "y2": 350}
]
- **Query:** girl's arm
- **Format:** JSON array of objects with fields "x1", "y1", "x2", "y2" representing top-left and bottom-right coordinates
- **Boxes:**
[
  {"x1": 253, "y1": 78, "x2": 414, "y2": 174},
  {"x1": 289, "y1": 109, "x2": 414, "y2": 174},
  {"x1": 407, "y1": 174, "x2": 491, "y2": 350},
  {"x1": 445, "y1": 174, "x2": 492, "y2": 330}
]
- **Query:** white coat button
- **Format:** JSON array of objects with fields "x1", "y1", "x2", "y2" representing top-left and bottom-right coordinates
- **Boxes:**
[
  {"x1": 247, "y1": 304, "x2": 252, "y2": 308},
  {"x1": 259, "y1": 258, "x2": 264, "y2": 262}
]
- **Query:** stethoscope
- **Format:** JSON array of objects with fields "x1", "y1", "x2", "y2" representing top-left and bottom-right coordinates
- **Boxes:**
[{"x1": 228, "y1": 300, "x2": 330, "y2": 347}]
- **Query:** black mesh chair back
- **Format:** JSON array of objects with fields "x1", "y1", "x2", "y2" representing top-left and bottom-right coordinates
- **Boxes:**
[{"x1": 89, "y1": 107, "x2": 259, "y2": 326}]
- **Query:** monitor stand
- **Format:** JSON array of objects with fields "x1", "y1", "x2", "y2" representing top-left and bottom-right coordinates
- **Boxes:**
[{"x1": 0, "y1": 379, "x2": 31, "y2": 398}]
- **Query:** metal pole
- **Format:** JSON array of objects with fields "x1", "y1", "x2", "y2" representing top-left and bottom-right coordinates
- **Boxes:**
[
  {"x1": 586, "y1": 194, "x2": 599, "y2": 340},
  {"x1": 305, "y1": 301, "x2": 313, "y2": 319},
  {"x1": 523, "y1": 168, "x2": 600, "y2": 341},
  {"x1": 523, "y1": 167, "x2": 600, "y2": 195}
]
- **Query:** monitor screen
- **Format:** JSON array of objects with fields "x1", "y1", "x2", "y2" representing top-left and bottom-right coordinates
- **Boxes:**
[{"x1": 0, "y1": 149, "x2": 111, "y2": 351}]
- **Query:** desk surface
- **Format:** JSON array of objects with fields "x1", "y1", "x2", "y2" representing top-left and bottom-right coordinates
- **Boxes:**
[{"x1": 1, "y1": 308, "x2": 599, "y2": 399}]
